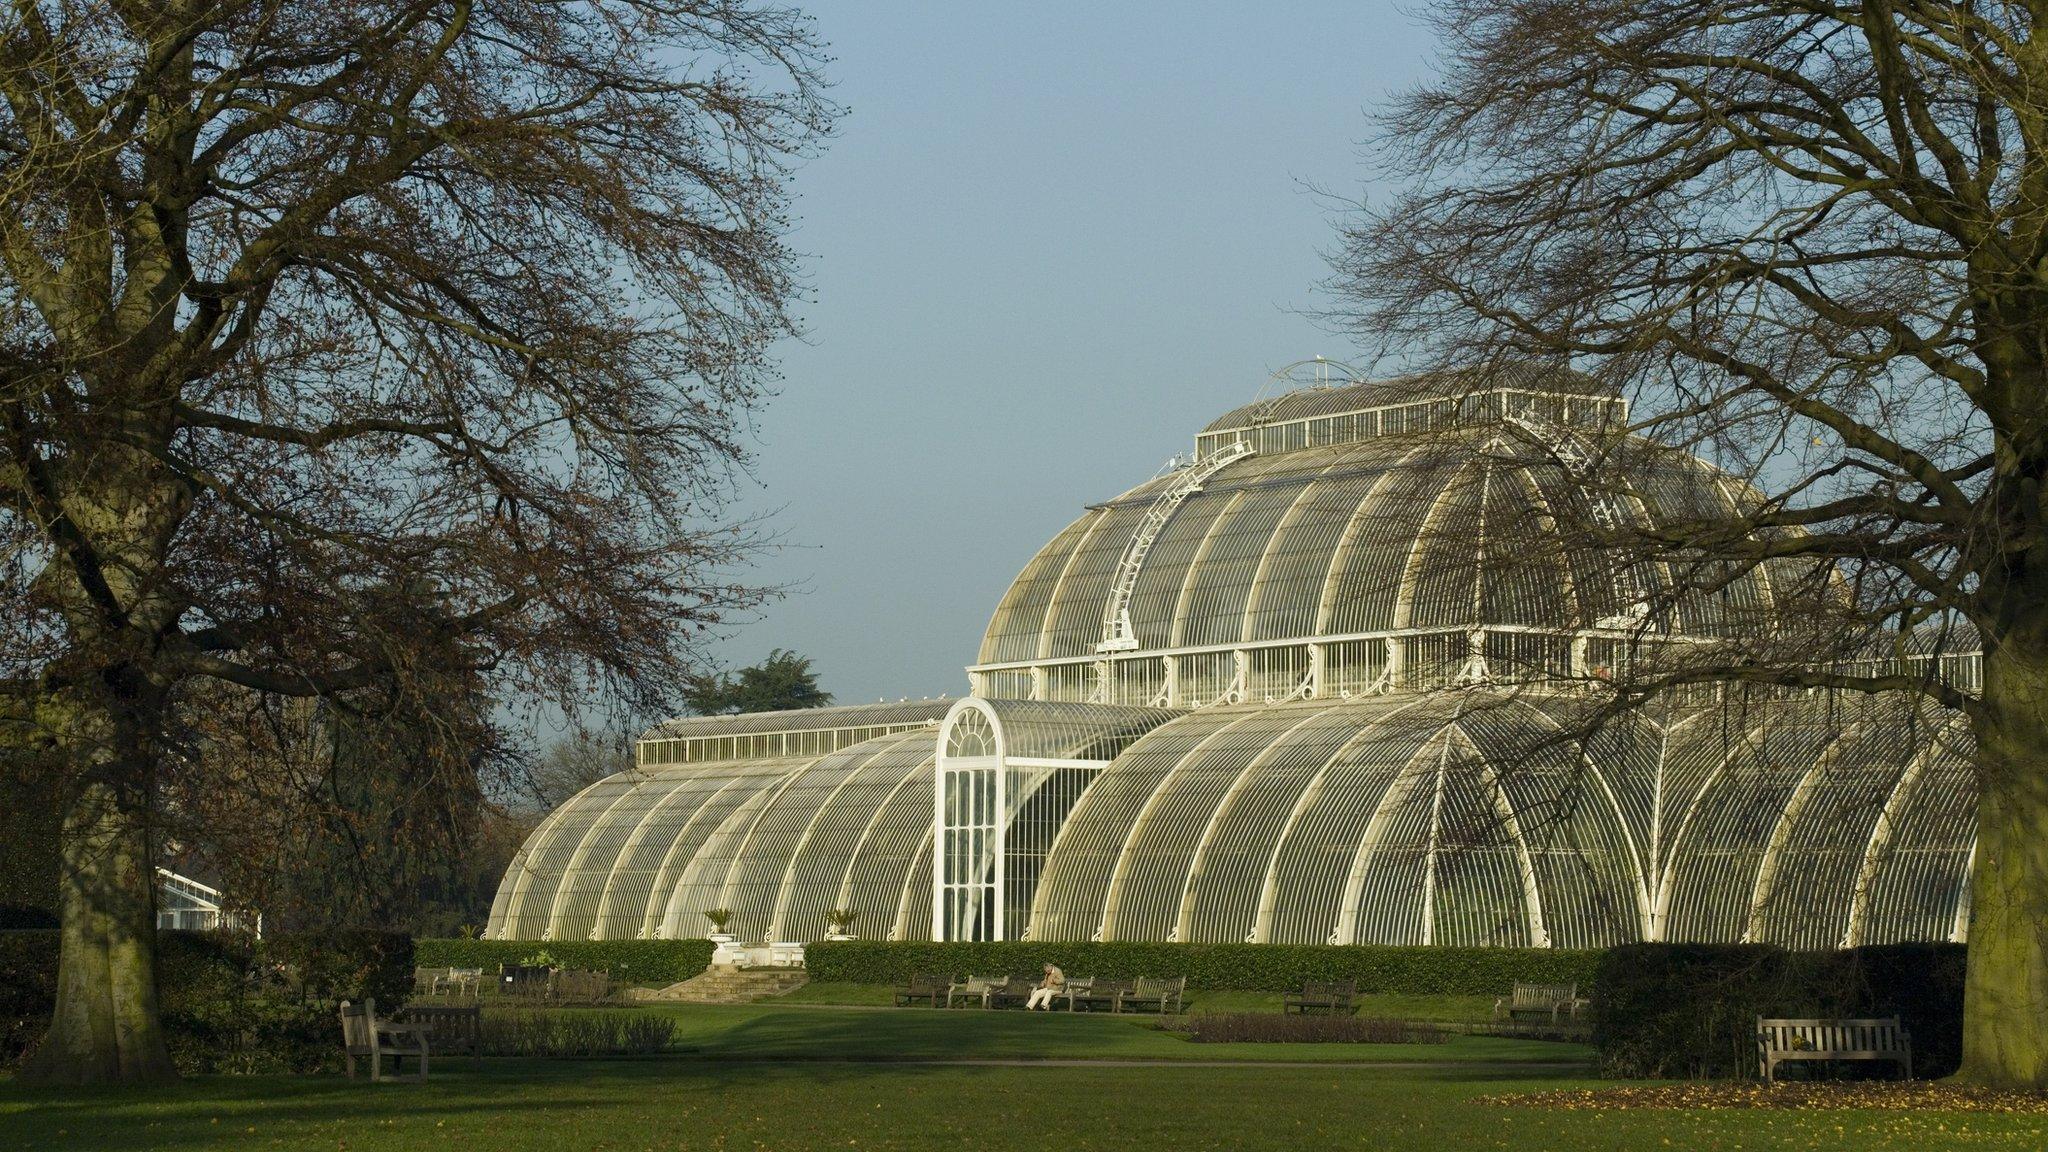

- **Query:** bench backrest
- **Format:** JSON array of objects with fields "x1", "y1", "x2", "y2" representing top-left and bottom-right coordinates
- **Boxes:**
[
  {"x1": 1301, "y1": 979, "x2": 1356, "y2": 998},
  {"x1": 1757, "y1": 1017, "x2": 1907, "y2": 1053},
  {"x1": 1064, "y1": 977, "x2": 1095, "y2": 993},
  {"x1": 338, "y1": 998, "x2": 377, "y2": 1048},
  {"x1": 1133, "y1": 976, "x2": 1184, "y2": 998},
  {"x1": 960, "y1": 975, "x2": 996, "y2": 994},
  {"x1": 906, "y1": 971, "x2": 947, "y2": 990},
  {"x1": 1511, "y1": 982, "x2": 1577, "y2": 1007},
  {"x1": 407, "y1": 1005, "x2": 480, "y2": 1042}
]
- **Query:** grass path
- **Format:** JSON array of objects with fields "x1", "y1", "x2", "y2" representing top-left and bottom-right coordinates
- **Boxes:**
[
  {"x1": 645, "y1": 1001, "x2": 1581, "y2": 1064},
  {"x1": 775, "y1": 984, "x2": 1502, "y2": 1021},
  {"x1": 3, "y1": 1004, "x2": 2037, "y2": 1151},
  {"x1": 6, "y1": 1058, "x2": 2042, "y2": 1152}
]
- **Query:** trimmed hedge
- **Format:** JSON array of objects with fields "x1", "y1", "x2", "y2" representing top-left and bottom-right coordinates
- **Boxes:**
[
  {"x1": 2, "y1": 928, "x2": 412, "y2": 1074},
  {"x1": 415, "y1": 938, "x2": 714, "y2": 985},
  {"x1": 803, "y1": 940, "x2": 1603, "y2": 995},
  {"x1": 1591, "y1": 942, "x2": 1967, "y2": 1080}
]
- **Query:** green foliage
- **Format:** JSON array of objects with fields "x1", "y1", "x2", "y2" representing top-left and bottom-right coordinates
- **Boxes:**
[
  {"x1": 2, "y1": 929, "x2": 411, "y2": 1073},
  {"x1": 265, "y1": 929, "x2": 415, "y2": 1007},
  {"x1": 477, "y1": 1010, "x2": 675, "y2": 1057},
  {"x1": 683, "y1": 649, "x2": 832, "y2": 714},
  {"x1": 1590, "y1": 942, "x2": 1967, "y2": 1080},
  {"x1": 803, "y1": 941, "x2": 1602, "y2": 994},
  {"x1": 0, "y1": 734, "x2": 60, "y2": 929},
  {"x1": 414, "y1": 938, "x2": 714, "y2": 985},
  {"x1": 0, "y1": 930, "x2": 58, "y2": 1065}
]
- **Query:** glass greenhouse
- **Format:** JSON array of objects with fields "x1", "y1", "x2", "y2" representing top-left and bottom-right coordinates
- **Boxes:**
[{"x1": 488, "y1": 366, "x2": 1978, "y2": 949}]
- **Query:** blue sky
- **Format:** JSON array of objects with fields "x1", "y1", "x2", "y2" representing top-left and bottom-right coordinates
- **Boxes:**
[{"x1": 701, "y1": 2, "x2": 1438, "y2": 708}]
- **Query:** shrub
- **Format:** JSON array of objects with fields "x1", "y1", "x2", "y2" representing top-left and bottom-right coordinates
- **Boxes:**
[
  {"x1": 2, "y1": 928, "x2": 415, "y2": 1074},
  {"x1": 414, "y1": 938, "x2": 714, "y2": 985},
  {"x1": 804, "y1": 940, "x2": 1603, "y2": 995},
  {"x1": 0, "y1": 930, "x2": 60, "y2": 1065},
  {"x1": 1589, "y1": 943, "x2": 1790, "y2": 1079},
  {"x1": 478, "y1": 1010, "x2": 675, "y2": 1057},
  {"x1": 267, "y1": 930, "x2": 413, "y2": 1006},
  {"x1": 1168, "y1": 1013, "x2": 1448, "y2": 1045},
  {"x1": 1590, "y1": 942, "x2": 1967, "y2": 1080},
  {"x1": 1827, "y1": 943, "x2": 1967, "y2": 1078}
]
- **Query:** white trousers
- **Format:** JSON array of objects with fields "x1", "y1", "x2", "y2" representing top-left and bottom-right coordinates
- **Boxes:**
[{"x1": 1026, "y1": 987, "x2": 1058, "y2": 1010}]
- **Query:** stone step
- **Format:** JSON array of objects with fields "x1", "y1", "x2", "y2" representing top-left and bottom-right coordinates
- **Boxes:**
[{"x1": 639, "y1": 966, "x2": 810, "y2": 1004}]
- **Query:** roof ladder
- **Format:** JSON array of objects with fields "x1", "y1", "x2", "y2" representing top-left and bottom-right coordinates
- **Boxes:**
[
  {"x1": 1089, "y1": 440, "x2": 1255, "y2": 703},
  {"x1": 1501, "y1": 407, "x2": 1649, "y2": 630},
  {"x1": 1097, "y1": 439, "x2": 1255, "y2": 656}
]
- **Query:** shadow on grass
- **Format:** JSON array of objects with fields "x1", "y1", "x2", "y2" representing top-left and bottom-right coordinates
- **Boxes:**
[
  {"x1": 0, "y1": 1005, "x2": 1592, "y2": 1152},
  {"x1": 659, "y1": 1002, "x2": 1591, "y2": 1066}
]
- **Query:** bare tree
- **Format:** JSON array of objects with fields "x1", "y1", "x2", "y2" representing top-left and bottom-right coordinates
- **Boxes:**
[
  {"x1": 1330, "y1": 0, "x2": 2048, "y2": 1086},
  {"x1": 0, "y1": 0, "x2": 834, "y2": 1084},
  {"x1": 526, "y1": 720, "x2": 635, "y2": 810}
]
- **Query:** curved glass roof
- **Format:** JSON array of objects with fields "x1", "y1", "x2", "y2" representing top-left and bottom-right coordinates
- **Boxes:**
[
  {"x1": 488, "y1": 703, "x2": 1189, "y2": 943},
  {"x1": 1026, "y1": 689, "x2": 1973, "y2": 949},
  {"x1": 645, "y1": 699, "x2": 953, "y2": 739},
  {"x1": 1201, "y1": 363, "x2": 1615, "y2": 434},
  {"x1": 658, "y1": 728, "x2": 940, "y2": 943},
  {"x1": 490, "y1": 731, "x2": 940, "y2": 944},
  {"x1": 978, "y1": 429, "x2": 1791, "y2": 666}
]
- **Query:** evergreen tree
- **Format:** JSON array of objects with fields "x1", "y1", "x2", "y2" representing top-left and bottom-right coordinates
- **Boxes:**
[{"x1": 684, "y1": 650, "x2": 833, "y2": 715}]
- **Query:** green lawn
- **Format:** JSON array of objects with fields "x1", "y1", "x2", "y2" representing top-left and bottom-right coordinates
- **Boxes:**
[
  {"x1": 778, "y1": 982, "x2": 1500, "y2": 1022},
  {"x1": 644, "y1": 1000, "x2": 1566, "y2": 1063},
  {"x1": 2, "y1": 1004, "x2": 2038, "y2": 1152}
]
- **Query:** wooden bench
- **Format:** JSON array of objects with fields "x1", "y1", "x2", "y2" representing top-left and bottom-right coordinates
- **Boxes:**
[
  {"x1": 395, "y1": 1004, "x2": 482, "y2": 1057},
  {"x1": 414, "y1": 967, "x2": 483, "y2": 999},
  {"x1": 1118, "y1": 976, "x2": 1185, "y2": 1014},
  {"x1": 1067, "y1": 978, "x2": 1128, "y2": 1013},
  {"x1": 438, "y1": 968, "x2": 483, "y2": 997},
  {"x1": 947, "y1": 975, "x2": 999, "y2": 1008},
  {"x1": 414, "y1": 966, "x2": 445, "y2": 997},
  {"x1": 340, "y1": 998, "x2": 429, "y2": 1081},
  {"x1": 984, "y1": 975, "x2": 1036, "y2": 1010},
  {"x1": 1493, "y1": 982, "x2": 1587, "y2": 1024},
  {"x1": 1284, "y1": 979, "x2": 1357, "y2": 1016},
  {"x1": 1055, "y1": 976, "x2": 1096, "y2": 1011},
  {"x1": 894, "y1": 972, "x2": 950, "y2": 1007},
  {"x1": 1757, "y1": 1017, "x2": 1913, "y2": 1083}
]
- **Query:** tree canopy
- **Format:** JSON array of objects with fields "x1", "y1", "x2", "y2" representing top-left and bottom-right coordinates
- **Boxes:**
[
  {"x1": 1332, "y1": 0, "x2": 2048, "y2": 1087},
  {"x1": 683, "y1": 648, "x2": 832, "y2": 714},
  {"x1": 0, "y1": 0, "x2": 835, "y2": 1085}
]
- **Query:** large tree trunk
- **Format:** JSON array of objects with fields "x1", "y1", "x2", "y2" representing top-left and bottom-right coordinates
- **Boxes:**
[
  {"x1": 1958, "y1": 635, "x2": 2048, "y2": 1089},
  {"x1": 17, "y1": 757, "x2": 175, "y2": 1086}
]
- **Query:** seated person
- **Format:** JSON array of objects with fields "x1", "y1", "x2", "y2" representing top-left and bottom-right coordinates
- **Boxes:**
[{"x1": 1026, "y1": 963, "x2": 1065, "y2": 1010}]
